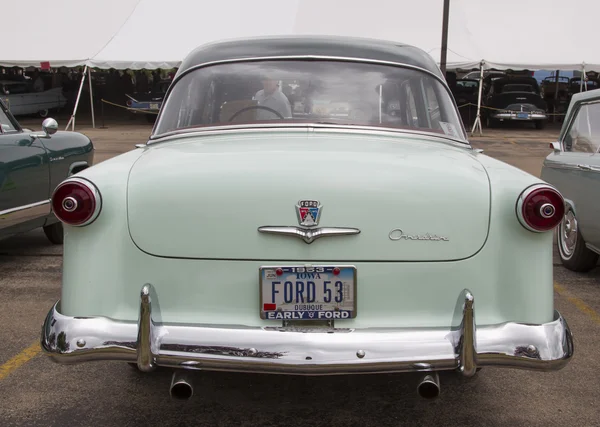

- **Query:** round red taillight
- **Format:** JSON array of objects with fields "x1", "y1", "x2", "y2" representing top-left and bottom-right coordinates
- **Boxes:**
[
  {"x1": 516, "y1": 184, "x2": 565, "y2": 232},
  {"x1": 51, "y1": 178, "x2": 101, "y2": 226}
]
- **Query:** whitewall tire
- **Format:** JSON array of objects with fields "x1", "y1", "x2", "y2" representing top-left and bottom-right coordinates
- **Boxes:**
[{"x1": 557, "y1": 209, "x2": 598, "y2": 272}]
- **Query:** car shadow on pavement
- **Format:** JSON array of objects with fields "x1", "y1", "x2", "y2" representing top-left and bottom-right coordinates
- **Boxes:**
[{"x1": 40, "y1": 364, "x2": 504, "y2": 426}]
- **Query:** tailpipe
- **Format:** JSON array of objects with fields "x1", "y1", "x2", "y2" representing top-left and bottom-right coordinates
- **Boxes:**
[
  {"x1": 416, "y1": 372, "x2": 440, "y2": 399},
  {"x1": 170, "y1": 370, "x2": 194, "y2": 400}
]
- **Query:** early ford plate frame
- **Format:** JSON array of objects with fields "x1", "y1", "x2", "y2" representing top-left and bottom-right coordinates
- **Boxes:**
[{"x1": 259, "y1": 265, "x2": 357, "y2": 320}]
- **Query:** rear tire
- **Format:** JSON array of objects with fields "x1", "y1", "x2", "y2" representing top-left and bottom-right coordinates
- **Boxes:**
[
  {"x1": 43, "y1": 222, "x2": 64, "y2": 245},
  {"x1": 557, "y1": 209, "x2": 599, "y2": 272}
]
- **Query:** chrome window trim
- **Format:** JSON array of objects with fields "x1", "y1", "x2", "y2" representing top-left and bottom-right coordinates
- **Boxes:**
[
  {"x1": 149, "y1": 55, "x2": 469, "y2": 144},
  {"x1": 147, "y1": 123, "x2": 472, "y2": 150},
  {"x1": 0, "y1": 199, "x2": 50, "y2": 229}
]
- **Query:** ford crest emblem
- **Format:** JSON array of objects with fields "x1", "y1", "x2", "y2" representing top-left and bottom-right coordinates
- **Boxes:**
[{"x1": 296, "y1": 200, "x2": 322, "y2": 227}]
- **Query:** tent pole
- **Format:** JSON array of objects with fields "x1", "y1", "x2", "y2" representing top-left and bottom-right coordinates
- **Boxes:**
[
  {"x1": 580, "y1": 65, "x2": 585, "y2": 93},
  {"x1": 439, "y1": 0, "x2": 450, "y2": 75},
  {"x1": 65, "y1": 65, "x2": 88, "y2": 131},
  {"x1": 552, "y1": 70, "x2": 559, "y2": 123},
  {"x1": 88, "y1": 67, "x2": 95, "y2": 128},
  {"x1": 470, "y1": 61, "x2": 484, "y2": 136}
]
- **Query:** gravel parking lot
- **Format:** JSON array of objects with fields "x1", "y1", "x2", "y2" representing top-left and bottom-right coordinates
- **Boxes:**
[{"x1": 0, "y1": 116, "x2": 598, "y2": 427}]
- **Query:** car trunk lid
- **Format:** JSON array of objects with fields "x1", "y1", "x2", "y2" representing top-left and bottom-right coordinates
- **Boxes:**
[{"x1": 126, "y1": 131, "x2": 490, "y2": 261}]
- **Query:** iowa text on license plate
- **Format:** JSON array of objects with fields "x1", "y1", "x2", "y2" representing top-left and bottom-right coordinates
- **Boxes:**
[{"x1": 259, "y1": 265, "x2": 357, "y2": 320}]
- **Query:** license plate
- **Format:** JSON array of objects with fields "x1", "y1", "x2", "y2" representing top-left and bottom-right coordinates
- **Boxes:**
[
  {"x1": 517, "y1": 112, "x2": 529, "y2": 119},
  {"x1": 259, "y1": 265, "x2": 357, "y2": 320},
  {"x1": 149, "y1": 103, "x2": 159, "y2": 110}
]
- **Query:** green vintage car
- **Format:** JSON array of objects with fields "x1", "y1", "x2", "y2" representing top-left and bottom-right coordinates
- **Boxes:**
[{"x1": 0, "y1": 98, "x2": 94, "y2": 244}]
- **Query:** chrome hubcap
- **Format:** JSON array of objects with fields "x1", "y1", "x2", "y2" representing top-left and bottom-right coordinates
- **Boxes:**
[{"x1": 560, "y1": 211, "x2": 578, "y2": 258}]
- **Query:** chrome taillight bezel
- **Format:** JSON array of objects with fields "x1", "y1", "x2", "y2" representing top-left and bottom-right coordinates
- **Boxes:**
[
  {"x1": 516, "y1": 183, "x2": 565, "y2": 233},
  {"x1": 51, "y1": 177, "x2": 102, "y2": 227}
]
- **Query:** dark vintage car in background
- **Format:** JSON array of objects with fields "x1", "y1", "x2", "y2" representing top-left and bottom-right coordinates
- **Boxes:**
[
  {"x1": 0, "y1": 98, "x2": 94, "y2": 244},
  {"x1": 126, "y1": 79, "x2": 172, "y2": 123},
  {"x1": 569, "y1": 76, "x2": 600, "y2": 95},
  {"x1": 483, "y1": 76, "x2": 548, "y2": 129},
  {"x1": 451, "y1": 78, "x2": 480, "y2": 127}
]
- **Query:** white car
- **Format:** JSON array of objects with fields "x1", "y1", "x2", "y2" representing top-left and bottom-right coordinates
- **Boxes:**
[
  {"x1": 40, "y1": 36, "x2": 573, "y2": 400},
  {"x1": 1, "y1": 80, "x2": 67, "y2": 117}
]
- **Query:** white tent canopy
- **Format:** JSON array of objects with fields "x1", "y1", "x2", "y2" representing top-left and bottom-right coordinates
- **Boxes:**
[
  {"x1": 2, "y1": 0, "x2": 599, "y2": 72},
  {"x1": 3, "y1": 0, "x2": 600, "y2": 134},
  {"x1": 86, "y1": 0, "x2": 600, "y2": 73},
  {"x1": 87, "y1": 0, "x2": 485, "y2": 71},
  {"x1": 0, "y1": 0, "x2": 139, "y2": 68},
  {"x1": 454, "y1": 0, "x2": 600, "y2": 72}
]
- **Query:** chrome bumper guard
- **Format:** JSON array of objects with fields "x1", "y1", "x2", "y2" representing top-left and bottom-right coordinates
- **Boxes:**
[
  {"x1": 491, "y1": 112, "x2": 547, "y2": 121},
  {"x1": 40, "y1": 285, "x2": 573, "y2": 376}
]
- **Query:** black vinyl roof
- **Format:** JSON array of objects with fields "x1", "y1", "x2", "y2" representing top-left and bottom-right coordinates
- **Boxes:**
[{"x1": 176, "y1": 35, "x2": 444, "y2": 79}]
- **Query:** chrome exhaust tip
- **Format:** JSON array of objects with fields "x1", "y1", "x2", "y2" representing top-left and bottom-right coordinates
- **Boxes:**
[
  {"x1": 170, "y1": 370, "x2": 194, "y2": 400},
  {"x1": 417, "y1": 372, "x2": 440, "y2": 399}
]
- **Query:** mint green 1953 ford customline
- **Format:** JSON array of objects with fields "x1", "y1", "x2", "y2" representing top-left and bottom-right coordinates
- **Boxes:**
[{"x1": 40, "y1": 36, "x2": 573, "y2": 400}]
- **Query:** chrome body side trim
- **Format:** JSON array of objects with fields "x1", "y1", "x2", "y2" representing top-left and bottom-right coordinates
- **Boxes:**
[
  {"x1": 576, "y1": 164, "x2": 600, "y2": 173},
  {"x1": 544, "y1": 161, "x2": 600, "y2": 174},
  {"x1": 40, "y1": 284, "x2": 574, "y2": 376},
  {"x1": 258, "y1": 226, "x2": 360, "y2": 244},
  {"x1": 542, "y1": 161, "x2": 582, "y2": 171},
  {"x1": 0, "y1": 200, "x2": 51, "y2": 230}
]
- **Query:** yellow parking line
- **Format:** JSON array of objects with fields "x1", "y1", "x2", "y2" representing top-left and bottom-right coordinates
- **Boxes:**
[
  {"x1": 0, "y1": 341, "x2": 40, "y2": 381},
  {"x1": 554, "y1": 282, "x2": 600, "y2": 325}
]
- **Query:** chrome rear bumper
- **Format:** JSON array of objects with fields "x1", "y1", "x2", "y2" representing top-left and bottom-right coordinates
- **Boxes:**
[
  {"x1": 491, "y1": 112, "x2": 547, "y2": 121},
  {"x1": 40, "y1": 284, "x2": 573, "y2": 376}
]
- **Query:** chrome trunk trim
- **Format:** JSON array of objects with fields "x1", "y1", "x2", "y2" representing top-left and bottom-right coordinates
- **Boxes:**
[
  {"x1": 0, "y1": 199, "x2": 50, "y2": 229},
  {"x1": 258, "y1": 226, "x2": 360, "y2": 244},
  {"x1": 40, "y1": 284, "x2": 574, "y2": 376}
]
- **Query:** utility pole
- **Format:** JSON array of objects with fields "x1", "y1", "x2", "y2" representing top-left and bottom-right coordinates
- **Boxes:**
[{"x1": 440, "y1": 0, "x2": 450, "y2": 76}]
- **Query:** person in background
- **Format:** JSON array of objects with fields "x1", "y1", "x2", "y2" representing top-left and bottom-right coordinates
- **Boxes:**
[
  {"x1": 32, "y1": 70, "x2": 44, "y2": 92},
  {"x1": 136, "y1": 70, "x2": 149, "y2": 93},
  {"x1": 253, "y1": 75, "x2": 292, "y2": 120}
]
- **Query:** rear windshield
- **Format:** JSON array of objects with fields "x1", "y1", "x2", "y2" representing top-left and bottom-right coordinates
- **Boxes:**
[{"x1": 154, "y1": 60, "x2": 467, "y2": 142}]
